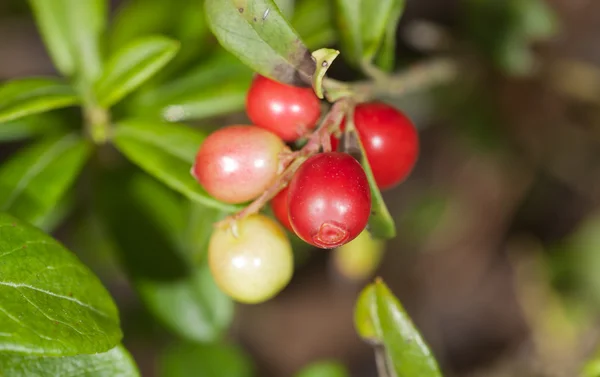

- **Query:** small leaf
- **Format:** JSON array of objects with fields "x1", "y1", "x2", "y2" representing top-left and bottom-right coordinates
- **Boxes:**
[
  {"x1": 0, "y1": 134, "x2": 92, "y2": 227},
  {"x1": 294, "y1": 361, "x2": 349, "y2": 377},
  {"x1": 292, "y1": 0, "x2": 337, "y2": 50},
  {"x1": 354, "y1": 280, "x2": 442, "y2": 377},
  {"x1": 0, "y1": 78, "x2": 79, "y2": 124},
  {"x1": 96, "y1": 169, "x2": 234, "y2": 343},
  {"x1": 28, "y1": 0, "x2": 106, "y2": 82},
  {"x1": 0, "y1": 212, "x2": 122, "y2": 356},
  {"x1": 130, "y1": 53, "x2": 252, "y2": 122},
  {"x1": 351, "y1": 125, "x2": 396, "y2": 239},
  {"x1": 205, "y1": 0, "x2": 316, "y2": 86},
  {"x1": 113, "y1": 119, "x2": 242, "y2": 212},
  {"x1": 160, "y1": 342, "x2": 253, "y2": 377},
  {"x1": 334, "y1": 0, "x2": 405, "y2": 68},
  {"x1": 311, "y1": 48, "x2": 340, "y2": 99},
  {"x1": 0, "y1": 344, "x2": 139, "y2": 377},
  {"x1": 95, "y1": 36, "x2": 180, "y2": 108}
]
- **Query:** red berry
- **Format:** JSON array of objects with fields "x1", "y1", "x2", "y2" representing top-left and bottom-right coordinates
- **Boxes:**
[
  {"x1": 192, "y1": 125, "x2": 286, "y2": 204},
  {"x1": 288, "y1": 152, "x2": 371, "y2": 249},
  {"x1": 246, "y1": 75, "x2": 321, "y2": 142},
  {"x1": 270, "y1": 186, "x2": 293, "y2": 232},
  {"x1": 331, "y1": 102, "x2": 419, "y2": 190}
]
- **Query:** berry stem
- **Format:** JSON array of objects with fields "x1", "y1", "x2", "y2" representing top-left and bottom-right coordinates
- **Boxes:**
[{"x1": 215, "y1": 99, "x2": 351, "y2": 229}]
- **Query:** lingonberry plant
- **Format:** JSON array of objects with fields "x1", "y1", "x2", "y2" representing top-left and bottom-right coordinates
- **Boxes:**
[{"x1": 0, "y1": 0, "x2": 471, "y2": 375}]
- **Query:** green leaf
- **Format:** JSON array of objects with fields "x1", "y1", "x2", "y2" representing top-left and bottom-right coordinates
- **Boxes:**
[
  {"x1": 95, "y1": 36, "x2": 180, "y2": 108},
  {"x1": 0, "y1": 212, "x2": 122, "y2": 356},
  {"x1": 354, "y1": 280, "x2": 442, "y2": 377},
  {"x1": 0, "y1": 345, "x2": 139, "y2": 377},
  {"x1": 334, "y1": 0, "x2": 404, "y2": 67},
  {"x1": 373, "y1": 0, "x2": 405, "y2": 71},
  {"x1": 205, "y1": 0, "x2": 316, "y2": 86},
  {"x1": 0, "y1": 114, "x2": 69, "y2": 142},
  {"x1": 0, "y1": 134, "x2": 92, "y2": 227},
  {"x1": 130, "y1": 53, "x2": 252, "y2": 122},
  {"x1": 160, "y1": 342, "x2": 253, "y2": 377},
  {"x1": 353, "y1": 129, "x2": 395, "y2": 239},
  {"x1": 0, "y1": 78, "x2": 79, "y2": 124},
  {"x1": 294, "y1": 361, "x2": 349, "y2": 377},
  {"x1": 96, "y1": 170, "x2": 234, "y2": 343},
  {"x1": 275, "y1": 0, "x2": 295, "y2": 18},
  {"x1": 113, "y1": 120, "x2": 242, "y2": 212},
  {"x1": 582, "y1": 357, "x2": 600, "y2": 377},
  {"x1": 292, "y1": 0, "x2": 337, "y2": 50},
  {"x1": 28, "y1": 0, "x2": 106, "y2": 81}
]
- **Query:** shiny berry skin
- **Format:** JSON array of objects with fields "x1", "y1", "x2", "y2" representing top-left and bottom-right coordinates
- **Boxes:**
[
  {"x1": 209, "y1": 214, "x2": 293, "y2": 304},
  {"x1": 332, "y1": 102, "x2": 419, "y2": 190},
  {"x1": 270, "y1": 186, "x2": 293, "y2": 232},
  {"x1": 192, "y1": 125, "x2": 287, "y2": 204},
  {"x1": 288, "y1": 152, "x2": 371, "y2": 249},
  {"x1": 246, "y1": 75, "x2": 321, "y2": 142}
]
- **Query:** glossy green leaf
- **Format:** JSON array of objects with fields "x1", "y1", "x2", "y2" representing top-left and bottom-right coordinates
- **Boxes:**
[
  {"x1": 160, "y1": 342, "x2": 253, "y2": 377},
  {"x1": 0, "y1": 134, "x2": 92, "y2": 227},
  {"x1": 28, "y1": 0, "x2": 106, "y2": 81},
  {"x1": 294, "y1": 361, "x2": 349, "y2": 377},
  {"x1": 95, "y1": 36, "x2": 180, "y2": 108},
  {"x1": 0, "y1": 114, "x2": 68, "y2": 142},
  {"x1": 353, "y1": 130, "x2": 395, "y2": 239},
  {"x1": 0, "y1": 78, "x2": 78, "y2": 124},
  {"x1": 205, "y1": 0, "x2": 316, "y2": 86},
  {"x1": 0, "y1": 212, "x2": 122, "y2": 356},
  {"x1": 354, "y1": 280, "x2": 442, "y2": 377},
  {"x1": 334, "y1": 0, "x2": 404, "y2": 67},
  {"x1": 131, "y1": 53, "x2": 252, "y2": 122},
  {"x1": 113, "y1": 120, "x2": 242, "y2": 212},
  {"x1": 0, "y1": 344, "x2": 139, "y2": 377},
  {"x1": 292, "y1": 0, "x2": 337, "y2": 49},
  {"x1": 96, "y1": 170, "x2": 234, "y2": 343}
]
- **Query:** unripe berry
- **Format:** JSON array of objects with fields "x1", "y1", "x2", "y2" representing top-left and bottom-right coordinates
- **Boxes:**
[
  {"x1": 192, "y1": 125, "x2": 286, "y2": 204},
  {"x1": 288, "y1": 152, "x2": 371, "y2": 249},
  {"x1": 208, "y1": 214, "x2": 293, "y2": 304},
  {"x1": 246, "y1": 75, "x2": 321, "y2": 141}
]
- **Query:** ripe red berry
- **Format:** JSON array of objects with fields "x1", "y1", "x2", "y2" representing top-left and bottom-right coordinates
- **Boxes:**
[
  {"x1": 246, "y1": 75, "x2": 321, "y2": 142},
  {"x1": 192, "y1": 125, "x2": 286, "y2": 204},
  {"x1": 287, "y1": 152, "x2": 371, "y2": 249},
  {"x1": 331, "y1": 102, "x2": 419, "y2": 190},
  {"x1": 270, "y1": 186, "x2": 293, "y2": 233}
]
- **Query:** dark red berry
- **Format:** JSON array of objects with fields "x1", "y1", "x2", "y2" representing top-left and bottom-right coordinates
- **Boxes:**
[
  {"x1": 192, "y1": 125, "x2": 286, "y2": 204},
  {"x1": 270, "y1": 186, "x2": 293, "y2": 233},
  {"x1": 246, "y1": 75, "x2": 321, "y2": 142},
  {"x1": 287, "y1": 152, "x2": 371, "y2": 249},
  {"x1": 331, "y1": 102, "x2": 419, "y2": 190}
]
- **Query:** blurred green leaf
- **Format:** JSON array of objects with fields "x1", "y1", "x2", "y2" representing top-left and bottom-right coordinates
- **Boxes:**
[
  {"x1": 113, "y1": 120, "x2": 242, "y2": 212},
  {"x1": 0, "y1": 134, "x2": 91, "y2": 227},
  {"x1": 28, "y1": 0, "x2": 106, "y2": 82},
  {"x1": 0, "y1": 113, "x2": 68, "y2": 142},
  {"x1": 275, "y1": 0, "x2": 295, "y2": 18},
  {"x1": 373, "y1": 0, "x2": 405, "y2": 71},
  {"x1": 205, "y1": 0, "x2": 316, "y2": 86},
  {"x1": 0, "y1": 212, "x2": 122, "y2": 356},
  {"x1": 292, "y1": 0, "x2": 337, "y2": 50},
  {"x1": 160, "y1": 342, "x2": 253, "y2": 377},
  {"x1": 0, "y1": 78, "x2": 78, "y2": 124},
  {"x1": 334, "y1": 0, "x2": 404, "y2": 68},
  {"x1": 96, "y1": 170, "x2": 233, "y2": 342},
  {"x1": 294, "y1": 361, "x2": 349, "y2": 377},
  {"x1": 0, "y1": 345, "x2": 139, "y2": 377},
  {"x1": 95, "y1": 36, "x2": 180, "y2": 108},
  {"x1": 582, "y1": 356, "x2": 600, "y2": 377},
  {"x1": 131, "y1": 52, "x2": 252, "y2": 122},
  {"x1": 185, "y1": 202, "x2": 228, "y2": 263},
  {"x1": 354, "y1": 280, "x2": 442, "y2": 377},
  {"x1": 36, "y1": 193, "x2": 74, "y2": 233}
]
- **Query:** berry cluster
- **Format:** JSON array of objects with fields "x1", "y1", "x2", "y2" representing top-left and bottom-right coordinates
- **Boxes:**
[{"x1": 192, "y1": 75, "x2": 418, "y2": 303}]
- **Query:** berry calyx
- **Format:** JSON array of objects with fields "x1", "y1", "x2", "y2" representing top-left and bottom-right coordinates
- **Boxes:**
[
  {"x1": 192, "y1": 125, "x2": 287, "y2": 204},
  {"x1": 331, "y1": 102, "x2": 419, "y2": 190},
  {"x1": 246, "y1": 75, "x2": 321, "y2": 142},
  {"x1": 270, "y1": 186, "x2": 293, "y2": 233},
  {"x1": 208, "y1": 214, "x2": 293, "y2": 304},
  {"x1": 287, "y1": 152, "x2": 371, "y2": 249}
]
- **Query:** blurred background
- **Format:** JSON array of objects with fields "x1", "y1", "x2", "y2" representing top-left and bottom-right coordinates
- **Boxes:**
[{"x1": 2, "y1": 0, "x2": 600, "y2": 376}]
